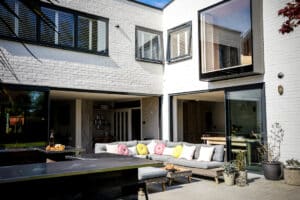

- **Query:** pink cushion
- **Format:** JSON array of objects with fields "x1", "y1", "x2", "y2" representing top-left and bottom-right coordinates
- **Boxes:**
[
  {"x1": 154, "y1": 143, "x2": 165, "y2": 155},
  {"x1": 118, "y1": 144, "x2": 129, "y2": 155}
]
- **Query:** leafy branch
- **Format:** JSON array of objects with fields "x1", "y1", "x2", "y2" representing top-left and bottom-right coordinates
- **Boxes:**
[{"x1": 278, "y1": 0, "x2": 300, "y2": 34}]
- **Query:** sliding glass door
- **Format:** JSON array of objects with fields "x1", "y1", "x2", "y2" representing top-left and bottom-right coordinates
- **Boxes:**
[{"x1": 226, "y1": 84, "x2": 265, "y2": 168}]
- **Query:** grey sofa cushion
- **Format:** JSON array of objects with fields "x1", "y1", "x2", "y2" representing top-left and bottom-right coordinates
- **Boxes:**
[
  {"x1": 138, "y1": 167, "x2": 167, "y2": 180},
  {"x1": 138, "y1": 140, "x2": 155, "y2": 145},
  {"x1": 212, "y1": 145, "x2": 224, "y2": 162},
  {"x1": 168, "y1": 158, "x2": 224, "y2": 169},
  {"x1": 166, "y1": 141, "x2": 183, "y2": 147},
  {"x1": 111, "y1": 140, "x2": 138, "y2": 147},
  {"x1": 148, "y1": 154, "x2": 172, "y2": 162}
]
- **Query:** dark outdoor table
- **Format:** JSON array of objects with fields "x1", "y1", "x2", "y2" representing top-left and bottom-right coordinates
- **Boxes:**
[{"x1": 0, "y1": 153, "x2": 162, "y2": 199}]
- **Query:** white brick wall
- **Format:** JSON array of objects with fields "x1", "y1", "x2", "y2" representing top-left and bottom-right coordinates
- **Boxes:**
[
  {"x1": 162, "y1": 0, "x2": 300, "y2": 161},
  {"x1": 0, "y1": 0, "x2": 164, "y2": 94},
  {"x1": 263, "y1": 0, "x2": 300, "y2": 161}
]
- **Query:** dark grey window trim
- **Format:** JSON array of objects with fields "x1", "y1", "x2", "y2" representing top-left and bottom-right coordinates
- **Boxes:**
[
  {"x1": 167, "y1": 21, "x2": 192, "y2": 64},
  {"x1": 0, "y1": 1, "x2": 109, "y2": 56},
  {"x1": 135, "y1": 26, "x2": 164, "y2": 64},
  {"x1": 198, "y1": 0, "x2": 254, "y2": 81}
]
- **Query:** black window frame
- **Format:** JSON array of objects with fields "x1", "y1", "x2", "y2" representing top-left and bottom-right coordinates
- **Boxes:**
[
  {"x1": 0, "y1": 1, "x2": 109, "y2": 56},
  {"x1": 135, "y1": 26, "x2": 164, "y2": 64},
  {"x1": 198, "y1": 0, "x2": 254, "y2": 81},
  {"x1": 167, "y1": 21, "x2": 192, "y2": 64}
]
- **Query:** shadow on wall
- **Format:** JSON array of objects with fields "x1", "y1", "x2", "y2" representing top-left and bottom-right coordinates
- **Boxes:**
[{"x1": 0, "y1": 40, "x2": 120, "y2": 69}]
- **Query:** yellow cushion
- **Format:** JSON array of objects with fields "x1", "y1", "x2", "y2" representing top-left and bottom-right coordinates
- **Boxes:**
[
  {"x1": 137, "y1": 143, "x2": 148, "y2": 155},
  {"x1": 172, "y1": 145, "x2": 183, "y2": 158}
]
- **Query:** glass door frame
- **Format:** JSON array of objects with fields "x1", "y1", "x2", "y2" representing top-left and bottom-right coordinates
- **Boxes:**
[{"x1": 225, "y1": 83, "x2": 266, "y2": 162}]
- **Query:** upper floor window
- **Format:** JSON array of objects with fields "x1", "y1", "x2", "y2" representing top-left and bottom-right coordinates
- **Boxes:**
[
  {"x1": 0, "y1": 0, "x2": 36, "y2": 41},
  {"x1": 40, "y1": 7, "x2": 74, "y2": 47},
  {"x1": 77, "y1": 16, "x2": 107, "y2": 52},
  {"x1": 0, "y1": 0, "x2": 108, "y2": 55},
  {"x1": 167, "y1": 21, "x2": 192, "y2": 63},
  {"x1": 199, "y1": 0, "x2": 253, "y2": 81},
  {"x1": 135, "y1": 26, "x2": 163, "y2": 63}
]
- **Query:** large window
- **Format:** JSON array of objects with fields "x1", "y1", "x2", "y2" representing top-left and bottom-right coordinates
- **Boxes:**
[
  {"x1": 136, "y1": 26, "x2": 163, "y2": 63},
  {"x1": 199, "y1": 0, "x2": 253, "y2": 80},
  {"x1": 0, "y1": 85, "x2": 49, "y2": 148},
  {"x1": 167, "y1": 21, "x2": 192, "y2": 63},
  {"x1": 0, "y1": 0, "x2": 108, "y2": 55}
]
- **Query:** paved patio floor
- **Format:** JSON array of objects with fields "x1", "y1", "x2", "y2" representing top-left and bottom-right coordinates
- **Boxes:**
[{"x1": 148, "y1": 172, "x2": 300, "y2": 200}]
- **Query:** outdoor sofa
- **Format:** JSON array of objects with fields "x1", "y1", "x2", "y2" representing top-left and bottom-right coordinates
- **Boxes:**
[{"x1": 94, "y1": 139, "x2": 225, "y2": 183}]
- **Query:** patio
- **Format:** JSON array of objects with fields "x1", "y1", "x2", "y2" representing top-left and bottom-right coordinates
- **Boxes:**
[{"x1": 148, "y1": 172, "x2": 300, "y2": 200}]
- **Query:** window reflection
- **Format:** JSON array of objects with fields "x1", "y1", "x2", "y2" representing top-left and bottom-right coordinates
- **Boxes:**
[
  {"x1": 200, "y1": 0, "x2": 252, "y2": 73},
  {"x1": 0, "y1": 87, "x2": 48, "y2": 147}
]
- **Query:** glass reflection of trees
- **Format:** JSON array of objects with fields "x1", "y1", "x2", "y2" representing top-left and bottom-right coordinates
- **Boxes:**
[{"x1": 0, "y1": 87, "x2": 48, "y2": 146}]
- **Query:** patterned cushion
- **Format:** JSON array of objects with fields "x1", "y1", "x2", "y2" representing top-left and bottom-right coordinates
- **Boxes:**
[
  {"x1": 117, "y1": 144, "x2": 129, "y2": 155},
  {"x1": 172, "y1": 145, "x2": 183, "y2": 158},
  {"x1": 154, "y1": 143, "x2": 165, "y2": 155},
  {"x1": 137, "y1": 143, "x2": 148, "y2": 155}
]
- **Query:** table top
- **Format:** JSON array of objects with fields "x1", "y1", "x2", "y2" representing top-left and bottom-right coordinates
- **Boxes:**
[
  {"x1": 0, "y1": 146, "x2": 85, "y2": 154},
  {"x1": 0, "y1": 153, "x2": 162, "y2": 184}
]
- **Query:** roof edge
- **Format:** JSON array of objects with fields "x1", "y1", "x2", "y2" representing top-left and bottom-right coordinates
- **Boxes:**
[{"x1": 127, "y1": 0, "x2": 175, "y2": 11}]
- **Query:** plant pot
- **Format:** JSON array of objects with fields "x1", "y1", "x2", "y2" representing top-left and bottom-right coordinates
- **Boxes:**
[
  {"x1": 223, "y1": 173, "x2": 235, "y2": 186},
  {"x1": 262, "y1": 161, "x2": 282, "y2": 180},
  {"x1": 236, "y1": 170, "x2": 248, "y2": 186},
  {"x1": 284, "y1": 168, "x2": 300, "y2": 186}
]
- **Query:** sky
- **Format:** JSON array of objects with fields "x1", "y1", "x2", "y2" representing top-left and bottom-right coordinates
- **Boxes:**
[{"x1": 136, "y1": 0, "x2": 172, "y2": 9}]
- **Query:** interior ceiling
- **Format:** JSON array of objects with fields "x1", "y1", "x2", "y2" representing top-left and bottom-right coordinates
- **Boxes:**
[
  {"x1": 50, "y1": 90, "x2": 147, "y2": 101},
  {"x1": 176, "y1": 91, "x2": 225, "y2": 102}
]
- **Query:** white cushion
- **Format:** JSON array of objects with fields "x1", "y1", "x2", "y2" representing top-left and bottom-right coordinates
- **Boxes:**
[
  {"x1": 179, "y1": 145, "x2": 196, "y2": 160},
  {"x1": 163, "y1": 147, "x2": 174, "y2": 156},
  {"x1": 147, "y1": 140, "x2": 157, "y2": 155},
  {"x1": 106, "y1": 144, "x2": 119, "y2": 154},
  {"x1": 197, "y1": 146, "x2": 215, "y2": 161},
  {"x1": 128, "y1": 146, "x2": 137, "y2": 155}
]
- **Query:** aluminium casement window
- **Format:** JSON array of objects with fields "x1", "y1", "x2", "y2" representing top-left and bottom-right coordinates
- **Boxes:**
[
  {"x1": 199, "y1": 0, "x2": 253, "y2": 80},
  {"x1": 167, "y1": 21, "x2": 192, "y2": 63},
  {"x1": 0, "y1": 0, "x2": 108, "y2": 55},
  {"x1": 136, "y1": 26, "x2": 163, "y2": 63}
]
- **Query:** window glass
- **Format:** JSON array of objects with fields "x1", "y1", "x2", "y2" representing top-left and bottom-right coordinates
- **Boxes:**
[
  {"x1": 58, "y1": 11, "x2": 74, "y2": 47},
  {"x1": 200, "y1": 0, "x2": 252, "y2": 73},
  {"x1": 40, "y1": 7, "x2": 74, "y2": 47},
  {"x1": 136, "y1": 27, "x2": 163, "y2": 63},
  {"x1": 40, "y1": 7, "x2": 56, "y2": 44},
  {"x1": 0, "y1": 86, "x2": 48, "y2": 147},
  {"x1": 168, "y1": 22, "x2": 192, "y2": 62},
  {"x1": 0, "y1": 0, "x2": 15, "y2": 37},
  {"x1": 77, "y1": 16, "x2": 107, "y2": 53},
  {"x1": 18, "y1": 1, "x2": 36, "y2": 41}
]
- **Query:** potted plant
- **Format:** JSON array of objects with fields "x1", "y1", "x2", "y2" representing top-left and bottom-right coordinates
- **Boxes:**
[
  {"x1": 257, "y1": 122, "x2": 284, "y2": 180},
  {"x1": 235, "y1": 151, "x2": 247, "y2": 186},
  {"x1": 223, "y1": 161, "x2": 237, "y2": 186},
  {"x1": 284, "y1": 158, "x2": 300, "y2": 186}
]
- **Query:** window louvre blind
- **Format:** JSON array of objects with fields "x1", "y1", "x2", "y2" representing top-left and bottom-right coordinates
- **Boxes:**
[
  {"x1": 18, "y1": 1, "x2": 36, "y2": 41},
  {"x1": 0, "y1": 0, "x2": 15, "y2": 37}
]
